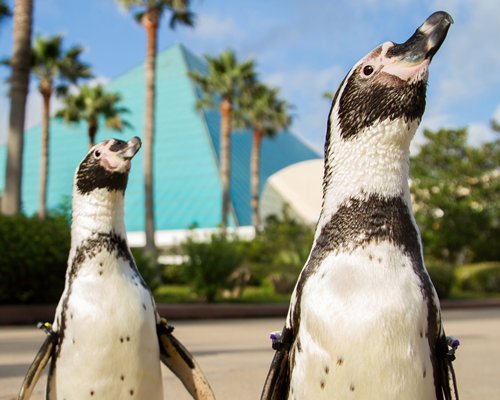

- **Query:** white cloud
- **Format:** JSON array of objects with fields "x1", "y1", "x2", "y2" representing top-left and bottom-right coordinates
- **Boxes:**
[
  {"x1": 18, "y1": 89, "x2": 63, "y2": 131},
  {"x1": 262, "y1": 65, "x2": 344, "y2": 150},
  {"x1": 467, "y1": 122, "x2": 494, "y2": 146},
  {"x1": 190, "y1": 14, "x2": 244, "y2": 41},
  {"x1": 431, "y1": 0, "x2": 500, "y2": 109},
  {"x1": 178, "y1": 14, "x2": 245, "y2": 53},
  {"x1": 412, "y1": 111, "x2": 497, "y2": 155},
  {"x1": 25, "y1": 91, "x2": 44, "y2": 130},
  {"x1": 264, "y1": 65, "x2": 343, "y2": 100},
  {"x1": 493, "y1": 104, "x2": 500, "y2": 123},
  {"x1": 173, "y1": 13, "x2": 248, "y2": 56},
  {"x1": 0, "y1": 85, "x2": 45, "y2": 146},
  {"x1": 420, "y1": 113, "x2": 454, "y2": 132}
]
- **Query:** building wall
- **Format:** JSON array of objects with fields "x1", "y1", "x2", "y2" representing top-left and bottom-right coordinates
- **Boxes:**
[{"x1": 0, "y1": 43, "x2": 320, "y2": 232}]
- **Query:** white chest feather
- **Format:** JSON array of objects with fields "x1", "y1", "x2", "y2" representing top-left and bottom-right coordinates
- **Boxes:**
[
  {"x1": 290, "y1": 241, "x2": 436, "y2": 399},
  {"x1": 50, "y1": 251, "x2": 162, "y2": 400},
  {"x1": 319, "y1": 118, "x2": 418, "y2": 230}
]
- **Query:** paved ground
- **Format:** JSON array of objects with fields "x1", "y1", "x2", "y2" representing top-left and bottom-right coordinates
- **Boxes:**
[{"x1": 1, "y1": 308, "x2": 498, "y2": 399}]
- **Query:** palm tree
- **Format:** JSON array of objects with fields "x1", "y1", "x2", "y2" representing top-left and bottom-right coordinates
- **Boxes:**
[
  {"x1": 189, "y1": 50, "x2": 257, "y2": 230},
  {"x1": 117, "y1": 0, "x2": 195, "y2": 256},
  {"x1": 31, "y1": 35, "x2": 92, "y2": 219},
  {"x1": 56, "y1": 84, "x2": 131, "y2": 149},
  {"x1": 1, "y1": 0, "x2": 33, "y2": 216},
  {"x1": 238, "y1": 83, "x2": 292, "y2": 228}
]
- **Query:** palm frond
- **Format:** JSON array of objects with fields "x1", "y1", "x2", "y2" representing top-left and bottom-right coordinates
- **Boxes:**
[
  {"x1": 195, "y1": 96, "x2": 216, "y2": 111},
  {"x1": 0, "y1": 56, "x2": 10, "y2": 67},
  {"x1": 116, "y1": 0, "x2": 145, "y2": 9},
  {"x1": 133, "y1": 10, "x2": 146, "y2": 24},
  {"x1": 323, "y1": 91, "x2": 334, "y2": 100},
  {"x1": 57, "y1": 83, "x2": 131, "y2": 136},
  {"x1": 238, "y1": 82, "x2": 293, "y2": 137},
  {"x1": 191, "y1": 50, "x2": 257, "y2": 105},
  {"x1": 169, "y1": 10, "x2": 195, "y2": 29},
  {"x1": 0, "y1": 0, "x2": 12, "y2": 22},
  {"x1": 31, "y1": 35, "x2": 92, "y2": 89},
  {"x1": 54, "y1": 84, "x2": 69, "y2": 97}
]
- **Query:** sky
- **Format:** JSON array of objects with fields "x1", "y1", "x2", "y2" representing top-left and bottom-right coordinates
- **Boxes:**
[{"x1": 0, "y1": 0, "x2": 499, "y2": 154}]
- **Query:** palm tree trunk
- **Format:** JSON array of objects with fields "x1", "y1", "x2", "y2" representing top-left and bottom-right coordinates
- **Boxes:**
[
  {"x1": 88, "y1": 122, "x2": 98, "y2": 149},
  {"x1": 142, "y1": 11, "x2": 158, "y2": 256},
  {"x1": 220, "y1": 97, "x2": 232, "y2": 230},
  {"x1": 1, "y1": 0, "x2": 33, "y2": 215},
  {"x1": 38, "y1": 89, "x2": 51, "y2": 219},
  {"x1": 251, "y1": 129, "x2": 263, "y2": 229}
]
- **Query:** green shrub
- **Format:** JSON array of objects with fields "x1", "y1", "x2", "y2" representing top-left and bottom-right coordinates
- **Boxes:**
[
  {"x1": 130, "y1": 248, "x2": 161, "y2": 292},
  {"x1": 266, "y1": 272, "x2": 297, "y2": 295},
  {"x1": 426, "y1": 262, "x2": 455, "y2": 299},
  {"x1": 471, "y1": 268, "x2": 500, "y2": 292},
  {"x1": 238, "y1": 282, "x2": 291, "y2": 303},
  {"x1": 162, "y1": 264, "x2": 188, "y2": 285},
  {"x1": 181, "y1": 231, "x2": 244, "y2": 302},
  {"x1": 458, "y1": 262, "x2": 500, "y2": 293},
  {"x1": 0, "y1": 214, "x2": 70, "y2": 304},
  {"x1": 246, "y1": 207, "x2": 314, "y2": 288},
  {"x1": 154, "y1": 284, "x2": 198, "y2": 303}
]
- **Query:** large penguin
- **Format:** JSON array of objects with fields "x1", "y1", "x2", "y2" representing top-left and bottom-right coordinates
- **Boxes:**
[
  {"x1": 19, "y1": 137, "x2": 214, "y2": 400},
  {"x1": 262, "y1": 11, "x2": 458, "y2": 400}
]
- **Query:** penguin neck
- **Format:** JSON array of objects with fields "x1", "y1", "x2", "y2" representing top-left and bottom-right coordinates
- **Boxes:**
[
  {"x1": 71, "y1": 188, "x2": 127, "y2": 248},
  {"x1": 318, "y1": 118, "x2": 418, "y2": 230}
]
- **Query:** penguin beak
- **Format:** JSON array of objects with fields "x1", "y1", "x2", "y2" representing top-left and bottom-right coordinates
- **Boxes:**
[
  {"x1": 387, "y1": 11, "x2": 453, "y2": 64},
  {"x1": 99, "y1": 137, "x2": 142, "y2": 173},
  {"x1": 116, "y1": 136, "x2": 142, "y2": 160}
]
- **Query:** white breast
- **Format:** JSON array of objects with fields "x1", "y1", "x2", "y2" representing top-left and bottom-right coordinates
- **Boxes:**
[
  {"x1": 50, "y1": 252, "x2": 163, "y2": 400},
  {"x1": 290, "y1": 241, "x2": 436, "y2": 399}
]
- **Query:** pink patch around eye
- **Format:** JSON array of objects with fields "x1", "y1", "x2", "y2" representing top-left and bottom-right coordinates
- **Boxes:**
[
  {"x1": 101, "y1": 156, "x2": 121, "y2": 170},
  {"x1": 384, "y1": 59, "x2": 429, "y2": 82}
]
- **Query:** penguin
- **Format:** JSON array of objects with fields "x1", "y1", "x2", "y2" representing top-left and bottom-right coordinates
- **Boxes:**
[
  {"x1": 261, "y1": 11, "x2": 459, "y2": 400},
  {"x1": 18, "y1": 137, "x2": 215, "y2": 400}
]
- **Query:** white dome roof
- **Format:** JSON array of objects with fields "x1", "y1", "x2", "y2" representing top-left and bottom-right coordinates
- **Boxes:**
[{"x1": 260, "y1": 159, "x2": 323, "y2": 225}]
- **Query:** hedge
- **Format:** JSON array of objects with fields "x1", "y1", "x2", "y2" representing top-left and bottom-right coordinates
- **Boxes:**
[{"x1": 0, "y1": 214, "x2": 70, "y2": 304}]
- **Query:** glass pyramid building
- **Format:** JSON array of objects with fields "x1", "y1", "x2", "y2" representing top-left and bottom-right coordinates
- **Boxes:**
[{"x1": 0, "y1": 43, "x2": 320, "y2": 240}]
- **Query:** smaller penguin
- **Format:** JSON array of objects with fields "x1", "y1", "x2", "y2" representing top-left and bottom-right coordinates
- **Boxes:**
[{"x1": 18, "y1": 137, "x2": 215, "y2": 400}]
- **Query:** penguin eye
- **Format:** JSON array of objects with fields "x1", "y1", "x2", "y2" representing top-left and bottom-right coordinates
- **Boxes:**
[
  {"x1": 94, "y1": 150, "x2": 102, "y2": 159},
  {"x1": 362, "y1": 65, "x2": 374, "y2": 76}
]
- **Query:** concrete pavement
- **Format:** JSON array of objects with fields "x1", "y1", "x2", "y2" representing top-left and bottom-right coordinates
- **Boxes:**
[{"x1": 1, "y1": 308, "x2": 499, "y2": 399}]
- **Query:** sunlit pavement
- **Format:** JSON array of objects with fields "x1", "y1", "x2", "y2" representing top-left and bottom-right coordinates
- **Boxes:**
[{"x1": 1, "y1": 308, "x2": 499, "y2": 399}]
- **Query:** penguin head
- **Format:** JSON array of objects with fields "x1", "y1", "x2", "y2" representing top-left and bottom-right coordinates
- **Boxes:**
[
  {"x1": 328, "y1": 11, "x2": 453, "y2": 142},
  {"x1": 319, "y1": 12, "x2": 452, "y2": 215},
  {"x1": 75, "y1": 137, "x2": 142, "y2": 195}
]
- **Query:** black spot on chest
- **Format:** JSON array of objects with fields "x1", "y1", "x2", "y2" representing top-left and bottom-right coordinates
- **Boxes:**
[
  {"x1": 291, "y1": 194, "x2": 425, "y2": 332},
  {"x1": 287, "y1": 194, "x2": 441, "y2": 385},
  {"x1": 315, "y1": 195, "x2": 422, "y2": 262},
  {"x1": 71, "y1": 231, "x2": 134, "y2": 268},
  {"x1": 56, "y1": 231, "x2": 148, "y2": 358}
]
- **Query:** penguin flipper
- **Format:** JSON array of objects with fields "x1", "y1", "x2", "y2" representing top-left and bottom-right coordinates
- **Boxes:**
[
  {"x1": 157, "y1": 321, "x2": 215, "y2": 400},
  {"x1": 260, "y1": 327, "x2": 293, "y2": 400},
  {"x1": 261, "y1": 346, "x2": 290, "y2": 400},
  {"x1": 18, "y1": 325, "x2": 57, "y2": 400},
  {"x1": 437, "y1": 334, "x2": 460, "y2": 400}
]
